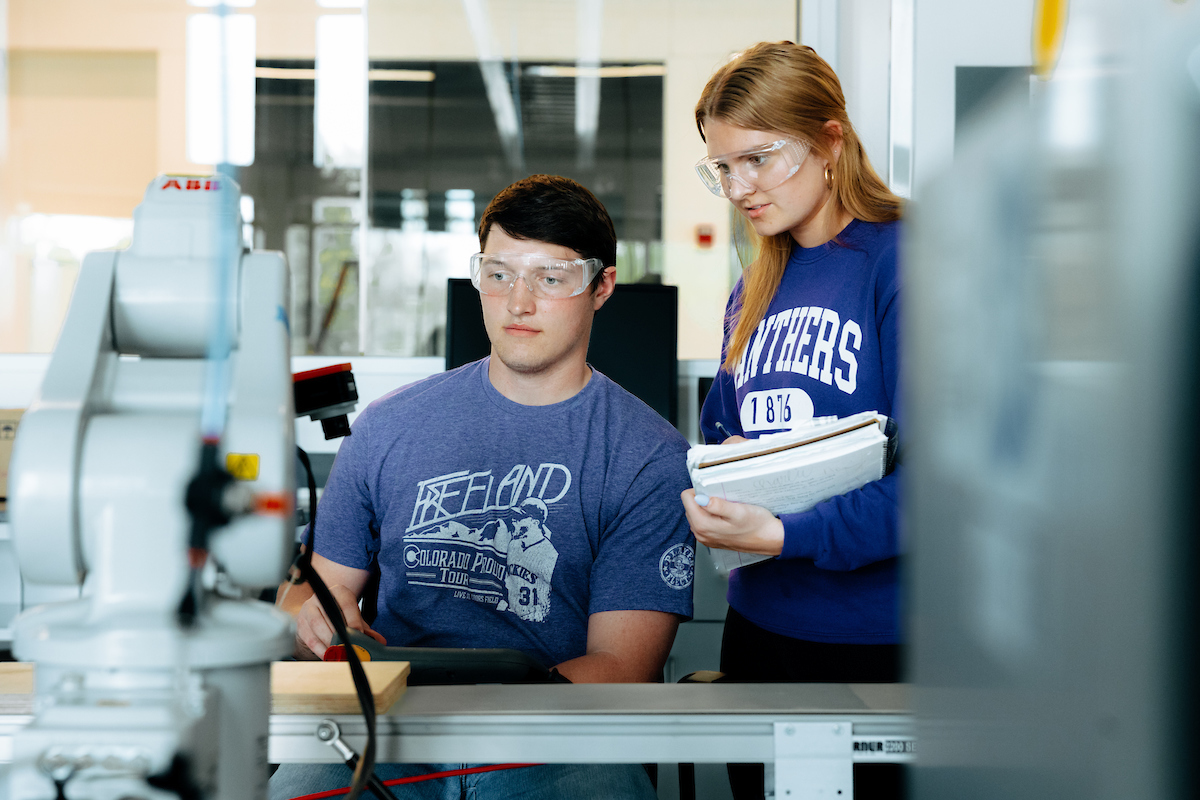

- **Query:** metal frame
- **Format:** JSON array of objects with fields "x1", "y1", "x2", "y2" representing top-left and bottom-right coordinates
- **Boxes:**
[
  {"x1": 268, "y1": 684, "x2": 913, "y2": 799},
  {"x1": 3, "y1": 676, "x2": 913, "y2": 799}
]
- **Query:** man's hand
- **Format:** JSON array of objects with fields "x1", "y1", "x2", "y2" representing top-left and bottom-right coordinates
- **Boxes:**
[
  {"x1": 277, "y1": 552, "x2": 383, "y2": 660},
  {"x1": 680, "y1": 488, "x2": 784, "y2": 557},
  {"x1": 294, "y1": 584, "x2": 387, "y2": 660}
]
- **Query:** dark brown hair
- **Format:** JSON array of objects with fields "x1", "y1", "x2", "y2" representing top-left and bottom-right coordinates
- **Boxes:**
[{"x1": 478, "y1": 175, "x2": 617, "y2": 280}]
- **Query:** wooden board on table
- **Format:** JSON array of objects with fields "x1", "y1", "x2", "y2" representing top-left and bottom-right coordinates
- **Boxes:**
[
  {"x1": 270, "y1": 661, "x2": 409, "y2": 715},
  {"x1": 2, "y1": 661, "x2": 409, "y2": 716},
  {"x1": 0, "y1": 662, "x2": 34, "y2": 714},
  {"x1": 0, "y1": 663, "x2": 33, "y2": 695}
]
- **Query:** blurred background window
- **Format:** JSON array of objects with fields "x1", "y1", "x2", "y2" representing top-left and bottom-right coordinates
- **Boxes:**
[{"x1": 0, "y1": 0, "x2": 798, "y2": 361}]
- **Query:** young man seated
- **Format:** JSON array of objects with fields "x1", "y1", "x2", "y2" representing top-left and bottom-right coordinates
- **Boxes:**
[{"x1": 271, "y1": 175, "x2": 695, "y2": 800}]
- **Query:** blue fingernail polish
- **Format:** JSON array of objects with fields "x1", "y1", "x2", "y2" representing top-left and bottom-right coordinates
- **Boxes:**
[{"x1": 695, "y1": 494, "x2": 710, "y2": 507}]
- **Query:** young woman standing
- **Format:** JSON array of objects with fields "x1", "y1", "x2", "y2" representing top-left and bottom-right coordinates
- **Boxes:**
[{"x1": 681, "y1": 41, "x2": 904, "y2": 800}]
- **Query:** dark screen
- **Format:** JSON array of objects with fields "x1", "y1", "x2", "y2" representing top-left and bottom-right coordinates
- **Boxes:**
[{"x1": 445, "y1": 278, "x2": 678, "y2": 427}]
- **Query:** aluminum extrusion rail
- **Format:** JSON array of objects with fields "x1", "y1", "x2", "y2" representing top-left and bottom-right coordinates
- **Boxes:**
[{"x1": 4, "y1": 682, "x2": 914, "y2": 799}]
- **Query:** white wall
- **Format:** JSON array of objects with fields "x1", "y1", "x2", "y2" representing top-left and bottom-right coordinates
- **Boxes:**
[
  {"x1": 802, "y1": 0, "x2": 898, "y2": 188},
  {"x1": 907, "y1": 0, "x2": 1036, "y2": 196},
  {"x1": 837, "y1": 0, "x2": 894, "y2": 178}
]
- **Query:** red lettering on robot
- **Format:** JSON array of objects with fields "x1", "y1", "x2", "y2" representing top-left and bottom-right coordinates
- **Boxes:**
[{"x1": 160, "y1": 178, "x2": 223, "y2": 191}]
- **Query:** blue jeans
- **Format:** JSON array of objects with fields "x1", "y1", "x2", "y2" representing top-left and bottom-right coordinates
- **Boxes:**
[{"x1": 269, "y1": 762, "x2": 656, "y2": 800}]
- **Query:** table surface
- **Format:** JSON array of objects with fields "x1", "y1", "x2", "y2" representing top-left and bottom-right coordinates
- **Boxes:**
[
  {"x1": 0, "y1": 662, "x2": 908, "y2": 717},
  {"x1": 2, "y1": 666, "x2": 912, "y2": 766},
  {"x1": 379, "y1": 681, "x2": 908, "y2": 715},
  {"x1": 264, "y1": 684, "x2": 911, "y2": 765}
]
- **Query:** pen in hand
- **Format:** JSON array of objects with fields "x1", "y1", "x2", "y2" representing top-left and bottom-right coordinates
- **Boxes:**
[{"x1": 715, "y1": 421, "x2": 736, "y2": 441}]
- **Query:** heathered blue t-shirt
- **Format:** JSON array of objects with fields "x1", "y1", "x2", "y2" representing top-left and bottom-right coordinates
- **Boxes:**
[
  {"x1": 701, "y1": 219, "x2": 901, "y2": 644},
  {"x1": 313, "y1": 358, "x2": 696, "y2": 669}
]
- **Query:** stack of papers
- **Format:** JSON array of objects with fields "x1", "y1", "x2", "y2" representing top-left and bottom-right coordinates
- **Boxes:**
[{"x1": 687, "y1": 411, "x2": 891, "y2": 572}]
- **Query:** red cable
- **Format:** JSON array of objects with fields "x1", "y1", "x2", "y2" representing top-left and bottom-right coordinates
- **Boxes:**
[{"x1": 288, "y1": 764, "x2": 542, "y2": 800}]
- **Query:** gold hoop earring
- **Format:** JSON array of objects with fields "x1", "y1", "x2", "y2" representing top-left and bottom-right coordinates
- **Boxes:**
[{"x1": 824, "y1": 165, "x2": 834, "y2": 189}]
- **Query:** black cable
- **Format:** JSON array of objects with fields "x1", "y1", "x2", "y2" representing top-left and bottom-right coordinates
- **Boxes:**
[
  {"x1": 295, "y1": 445, "x2": 378, "y2": 800},
  {"x1": 51, "y1": 772, "x2": 74, "y2": 800},
  {"x1": 339, "y1": 749, "x2": 401, "y2": 800},
  {"x1": 296, "y1": 446, "x2": 319, "y2": 552},
  {"x1": 146, "y1": 754, "x2": 202, "y2": 800}
]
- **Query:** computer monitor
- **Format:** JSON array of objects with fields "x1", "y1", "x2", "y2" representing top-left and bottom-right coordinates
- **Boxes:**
[{"x1": 445, "y1": 278, "x2": 678, "y2": 427}]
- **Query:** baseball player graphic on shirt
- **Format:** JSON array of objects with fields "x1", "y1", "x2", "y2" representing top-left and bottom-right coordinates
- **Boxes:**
[
  {"x1": 402, "y1": 467, "x2": 563, "y2": 622},
  {"x1": 495, "y1": 498, "x2": 558, "y2": 622}
]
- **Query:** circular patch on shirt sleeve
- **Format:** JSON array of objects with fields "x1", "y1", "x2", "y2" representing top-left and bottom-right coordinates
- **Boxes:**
[{"x1": 659, "y1": 544, "x2": 695, "y2": 590}]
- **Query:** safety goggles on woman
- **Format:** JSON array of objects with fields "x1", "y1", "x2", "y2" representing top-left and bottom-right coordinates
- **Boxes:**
[
  {"x1": 694, "y1": 138, "x2": 812, "y2": 198},
  {"x1": 470, "y1": 252, "x2": 605, "y2": 299}
]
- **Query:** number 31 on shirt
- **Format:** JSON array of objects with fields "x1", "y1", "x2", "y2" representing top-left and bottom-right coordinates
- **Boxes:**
[{"x1": 739, "y1": 388, "x2": 814, "y2": 433}]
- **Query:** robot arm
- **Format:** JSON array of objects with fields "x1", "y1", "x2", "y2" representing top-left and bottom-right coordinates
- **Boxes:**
[
  {"x1": 4, "y1": 174, "x2": 297, "y2": 800},
  {"x1": 10, "y1": 174, "x2": 294, "y2": 599}
]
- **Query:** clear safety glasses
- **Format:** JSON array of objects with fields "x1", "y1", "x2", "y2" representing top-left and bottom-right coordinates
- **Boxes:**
[
  {"x1": 470, "y1": 253, "x2": 605, "y2": 299},
  {"x1": 694, "y1": 138, "x2": 812, "y2": 198}
]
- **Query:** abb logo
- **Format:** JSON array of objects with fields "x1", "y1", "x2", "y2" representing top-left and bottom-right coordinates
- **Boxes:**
[{"x1": 161, "y1": 178, "x2": 222, "y2": 192}]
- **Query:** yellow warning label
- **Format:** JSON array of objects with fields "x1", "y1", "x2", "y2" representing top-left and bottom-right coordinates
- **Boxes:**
[
  {"x1": 226, "y1": 453, "x2": 260, "y2": 481},
  {"x1": 1032, "y1": 0, "x2": 1070, "y2": 80}
]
